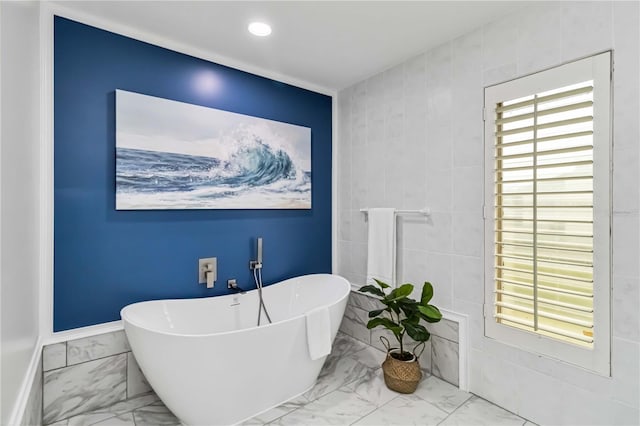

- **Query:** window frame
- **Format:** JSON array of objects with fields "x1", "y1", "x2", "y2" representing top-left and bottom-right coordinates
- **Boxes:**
[{"x1": 483, "y1": 52, "x2": 612, "y2": 376}]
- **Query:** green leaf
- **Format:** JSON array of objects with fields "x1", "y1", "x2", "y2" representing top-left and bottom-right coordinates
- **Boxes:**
[
  {"x1": 368, "y1": 309, "x2": 385, "y2": 318},
  {"x1": 373, "y1": 278, "x2": 391, "y2": 289},
  {"x1": 366, "y1": 317, "x2": 393, "y2": 329},
  {"x1": 398, "y1": 297, "x2": 418, "y2": 307},
  {"x1": 367, "y1": 317, "x2": 402, "y2": 335},
  {"x1": 421, "y1": 282, "x2": 434, "y2": 305},
  {"x1": 397, "y1": 298, "x2": 419, "y2": 315},
  {"x1": 418, "y1": 304, "x2": 442, "y2": 322},
  {"x1": 358, "y1": 285, "x2": 385, "y2": 298},
  {"x1": 384, "y1": 284, "x2": 414, "y2": 302},
  {"x1": 403, "y1": 322, "x2": 430, "y2": 342},
  {"x1": 397, "y1": 283, "x2": 414, "y2": 297},
  {"x1": 401, "y1": 315, "x2": 420, "y2": 325}
]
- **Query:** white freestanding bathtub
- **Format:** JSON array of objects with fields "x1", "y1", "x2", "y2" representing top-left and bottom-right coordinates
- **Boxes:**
[{"x1": 120, "y1": 273, "x2": 350, "y2": 426}]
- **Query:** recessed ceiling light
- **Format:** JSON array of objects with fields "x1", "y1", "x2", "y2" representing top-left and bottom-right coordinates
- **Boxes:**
[{"x1": 248, "y1": 22, "x2": 272, "y2": 37}]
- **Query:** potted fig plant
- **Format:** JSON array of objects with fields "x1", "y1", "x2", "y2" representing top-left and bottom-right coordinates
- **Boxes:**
[{"x1": 359, "y1": 278, "x2": 442, "y2": 393}]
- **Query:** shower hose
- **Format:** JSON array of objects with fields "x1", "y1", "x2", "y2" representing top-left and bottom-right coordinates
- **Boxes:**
[{"x1": 253, "y1": 267, "x2": 273, "y2": 326}]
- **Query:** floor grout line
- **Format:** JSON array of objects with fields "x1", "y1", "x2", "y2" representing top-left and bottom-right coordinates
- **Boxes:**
[{"x1": 348, "y1": 394, "x2": 403, "y2": 426}]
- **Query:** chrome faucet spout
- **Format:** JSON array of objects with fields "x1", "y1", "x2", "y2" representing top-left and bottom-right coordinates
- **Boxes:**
[{"x1": 227, "y1": 279, "x2": 247, "y2": 294}]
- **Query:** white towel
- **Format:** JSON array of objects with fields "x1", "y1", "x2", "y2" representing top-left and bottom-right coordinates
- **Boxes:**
[
  {"x1": 366, "y1": 208, "x2": 396, "y2": 289},
  {"x1": 306, "y1": 307, "x2": 332, "y2": 360}
]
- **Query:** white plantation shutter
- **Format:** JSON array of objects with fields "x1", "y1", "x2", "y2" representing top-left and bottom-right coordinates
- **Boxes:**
[{"x1": 484, "y1": 52, "x2": 611, "y2": 375}]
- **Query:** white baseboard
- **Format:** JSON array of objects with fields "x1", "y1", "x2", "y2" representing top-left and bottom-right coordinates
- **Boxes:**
[{"x1": 7, "y1": 336, "x2": 43, "y2": 426}]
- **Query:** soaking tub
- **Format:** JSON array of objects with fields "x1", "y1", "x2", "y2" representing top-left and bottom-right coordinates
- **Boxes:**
[{"x1": 120, "y1": 273, "x2": 350, "y2": 425}]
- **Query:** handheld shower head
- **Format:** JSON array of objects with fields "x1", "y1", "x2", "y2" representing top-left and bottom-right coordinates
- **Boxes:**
[{"x1": 257, "y1": 237, "x2": 263, "y2": 265}]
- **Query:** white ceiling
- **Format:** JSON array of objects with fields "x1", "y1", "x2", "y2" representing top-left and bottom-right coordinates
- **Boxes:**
[{"x1": 54, "y1": 1, "x2": 533, "y2": 93}]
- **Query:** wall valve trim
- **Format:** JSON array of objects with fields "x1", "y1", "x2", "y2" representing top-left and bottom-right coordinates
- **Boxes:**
[{"x1": 199, "y1": 257, "x2": 217, "y2": 289}]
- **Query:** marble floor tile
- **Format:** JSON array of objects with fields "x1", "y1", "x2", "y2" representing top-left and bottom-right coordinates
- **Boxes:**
[
  {"x1": 238, "y1": 418, "x2": 264, "y2": 426},
  {"x1": 304, "y1": 355, "x2": 371, "y2": 401},
  {"x1": 353, "y1": 394, "x2": 449, "y2": 426},
  {"x1": 239, "y1": 419, "x2": 263, "y2": 425},
  {"x1": 330, "y1": 333, "x2": 369, "y2": 358},
  {"x1": 63, "y1": 412, "x2": 115, "y2": 426},
  {"x1": 63, "y1": 392, "x2": 159, "y2": 426},
  {"x1": 413, "y1": 375, "x2": 472, "y2": 413},
  {"x1": 439, "y1": 396, "x2": 526, "y2": 426},
  {"x1": 249, "y1": 395, "x2": 309, "y2": 424},
  {"x1": 346, "y1": 368, "x2": 399, "y2": 407},
  {"x1": 91, "y1": 413, "x2": 135, "y2": 426},
  {"x1": 346, "y1": 345, "x2": 386, "y2": 370},
  {"x1": 132, "y1": 401, "x2": 180, "y2": 426},
  {"x1": 43, "y1": 354, "x2": 127, "y2": 424},
  {"x1": 272, "y1": 388, "x2": 377, "y2": 425}
]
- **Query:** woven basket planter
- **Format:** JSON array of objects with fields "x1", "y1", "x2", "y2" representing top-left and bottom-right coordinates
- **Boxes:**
[{"x1": 381, "y1": 349, "x2": 422, "y2": 394}]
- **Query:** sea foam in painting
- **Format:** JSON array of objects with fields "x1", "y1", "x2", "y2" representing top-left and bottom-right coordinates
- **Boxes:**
[{"x1": 115, "y1": 90, "x2": 311, "y2": 210}]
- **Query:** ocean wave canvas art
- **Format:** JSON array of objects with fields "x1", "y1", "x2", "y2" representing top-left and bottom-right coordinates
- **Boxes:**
[{"x1": 115, "y1": 90, "x2": 311, "y2": 210}]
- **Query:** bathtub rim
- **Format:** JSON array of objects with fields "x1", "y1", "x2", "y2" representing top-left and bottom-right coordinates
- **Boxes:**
[{"x1": 120, "y1": 273, "x2": 351, "y2": 338}]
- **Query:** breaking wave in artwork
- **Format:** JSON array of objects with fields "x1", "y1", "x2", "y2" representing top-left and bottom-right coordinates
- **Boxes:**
[{"x1": 116, "y1": 135, "x2": 311, "y2": 210}]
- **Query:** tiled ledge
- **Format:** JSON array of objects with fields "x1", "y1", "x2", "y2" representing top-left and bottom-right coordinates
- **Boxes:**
[
  {"x1": 339, "y1": 286, "x2": 461, "y2": 387},
  {"x1": 41, "y1": 330, "x2": 151, "y2": 425}
]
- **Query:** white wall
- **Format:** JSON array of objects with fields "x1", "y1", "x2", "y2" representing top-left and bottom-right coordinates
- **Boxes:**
[
  {"x1": 337, "y1": 2, "x2": 639, "y2": 424},
  {"x1": 0, "y1": 1, "x2": 41, "y2": 424}
]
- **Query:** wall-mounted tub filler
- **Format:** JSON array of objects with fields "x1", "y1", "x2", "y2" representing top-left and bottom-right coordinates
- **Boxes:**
[{"x1": 198, "y1": 257, "x2": 217, "y2": 288}]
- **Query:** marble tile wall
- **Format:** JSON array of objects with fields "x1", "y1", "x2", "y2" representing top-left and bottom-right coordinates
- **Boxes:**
[
  {"x1": 339, "y1": 289, "x2": 460, "y2": 386},
  {"x1": 41, "y1": 330, "x2": 152, "y2": 425}
]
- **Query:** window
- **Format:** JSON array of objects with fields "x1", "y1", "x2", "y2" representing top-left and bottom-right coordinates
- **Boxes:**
[{"x1": 483, "y1": 52, "x2": 611, "y2": 375}]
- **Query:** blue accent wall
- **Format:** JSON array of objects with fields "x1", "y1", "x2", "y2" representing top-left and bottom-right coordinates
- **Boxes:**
[{"x1": 54, "y1": 17, "x2": 333, "y2": 331}]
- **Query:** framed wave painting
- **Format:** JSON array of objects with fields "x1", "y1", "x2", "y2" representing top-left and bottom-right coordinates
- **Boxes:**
[{"x1": 115, "y1": 90, "x2": 311, "y2": 210}]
